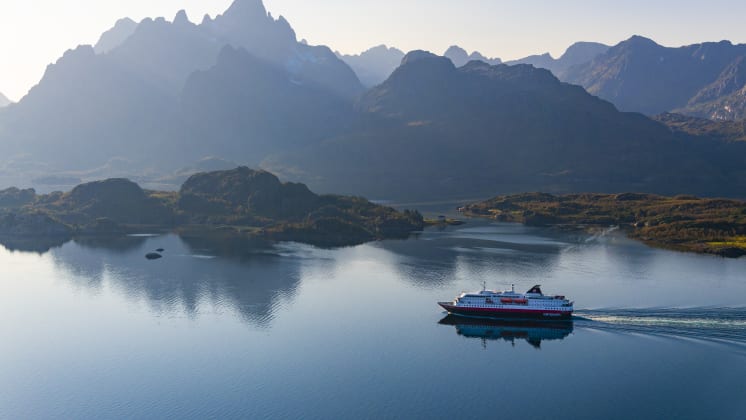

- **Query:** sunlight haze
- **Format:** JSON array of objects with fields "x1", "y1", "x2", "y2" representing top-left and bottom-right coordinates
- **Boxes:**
[{"x1": 2, "y1": 0, "x2": 746, "y2": 100}]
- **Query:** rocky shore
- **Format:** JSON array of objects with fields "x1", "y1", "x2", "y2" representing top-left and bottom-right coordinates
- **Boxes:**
[
  {"x1": 462, "y1": 192, "x2": 746, "y2": 258},
  {"x1": 0, "y1": 167, "x2": 424, "y2": 248}
]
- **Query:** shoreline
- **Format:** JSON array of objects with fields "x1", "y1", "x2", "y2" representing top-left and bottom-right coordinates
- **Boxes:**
[{"x1": 462, "y1": 192, "x2": 746, "y2": 258}]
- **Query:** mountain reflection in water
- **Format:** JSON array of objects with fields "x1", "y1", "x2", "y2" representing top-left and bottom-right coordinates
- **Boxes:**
[
  {"x1": 45, "y1": 234, "x2": 309, "y2": 327},
  {"x1": 439, "y1": 314, "x2": 574, "y2": 349},
  {"x1": 2, "y1": 220, "x2": 746, "y2": 419}
]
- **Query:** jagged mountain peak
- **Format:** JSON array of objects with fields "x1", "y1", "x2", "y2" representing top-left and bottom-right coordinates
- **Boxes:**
[
  {"x1": 401, "y1": 50, "x2": 448, "y2": 66},
  {"x1": 201, "y1": 0, "x2": 298, "y2": 60},
  {"x1": 57, "y1": 45, "x2": 97, "y2": 64},
  {"x1": 360, "y1": 53, "x2": 570, "y2": 122},
  {"x1": 564, "y1": 36, "x2": 746, "y2": 116},
  {"x1": 443, "y1": 45, "x2": 469, "y2": 67},
  {"x1": 444, "y1": 45, "x2": 468, "y2": 56},
  {"x1": 336, "y1": 45, "x2": 406, "y2": 87},
  {"x1": 444, "y1": 45, "x2": 501, "y2": 67},
  {"x1": 369, "y1": 44, "x2": 399, "y2": 53},
  {"x1": 94, "y1": 17, "x2": 138, "y2": 54},
  {"x1": 460, "y1": 60, "x2": 493, "y2": 71},
  {"x1": 559, "y1": 42, "x2": 609, "y2": 63},
  {"x1": 222, "y1": 0, "x2": 269, "y2": 19},
  {"x1": 173, "y1": 9, "x2": 190, "y2": 26},
  {"x1": 618, "y1": 35, "x2": 661, "y2": 49},
  {"x1": 210, "y1": 0, "x2": 295, "y2": 41},
  {"x1": 394, "y1": 50, "x2": 561, "y2": 87}
]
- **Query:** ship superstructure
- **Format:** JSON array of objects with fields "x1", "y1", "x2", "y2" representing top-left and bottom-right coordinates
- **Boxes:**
[{"x1": 438, "y1": 285, "x2": 573, "y2": 319}]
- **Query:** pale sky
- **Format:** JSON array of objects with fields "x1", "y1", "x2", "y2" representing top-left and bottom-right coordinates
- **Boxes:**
[{"x1": 2, "y1": 0, "x2": 746, "y2": 101}]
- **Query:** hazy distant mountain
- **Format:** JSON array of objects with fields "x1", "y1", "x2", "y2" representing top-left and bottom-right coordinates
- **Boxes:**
[
  {"x1": 675, "y1": 56, "x2": 746, "y2": 120},
  {"x1": 267, "y1": 51, "x2": 746, "y2": 200},
  {"x1": 507, "y1": 42, "x2": 609, "y2": 79},
  {"x1": 2, "y1": 4, "x2": 746, "y2": 202},
  {"x1": 0, "y1": 92, "x2": 10, "y2": 107},
  {"x1": 94, "y1": 17, "x2": 138, "y2": 53},
  {"x1": 564, "y1": 36, "x2": 746, "y2": 117},
  {"x1": 0, "y1": 0, "x2": 363, "y2": 184},
  {"x1": 202, "y1": 0, "x2": 363, "y2": 99},
  {"x1": 444, "y1": 45, "x2": 501, "y2": 67},
  {"x1": 106, "y1": 12, "x2": 222, "y2": 94},
  {"x1": 337, "y1": 45, "x2": 405, "y2": 87},
  {"x1": 0, "y1": 44, "x2": 181, "y2": 172},
  {"x1": 180, "y1": 45, "x2": 354, "y2": 161}
]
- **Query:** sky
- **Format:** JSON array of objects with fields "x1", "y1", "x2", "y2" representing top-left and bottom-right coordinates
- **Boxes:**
[{"x1": 2, "y1": 0, "x2": 746, "y2": 101}]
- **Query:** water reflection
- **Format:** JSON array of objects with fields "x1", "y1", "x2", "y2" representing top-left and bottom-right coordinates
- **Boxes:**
[
  {"x1": 376, "y1": 225, "x2": 568, "y2": 289},
  {"x1": 179, "y1": 233, "x2": 275, "y2": 258},
  {"x1": 439, "y1": 314, "x2": 574, "y2": 349},
  {"x1": 48, "y1": 234, "x2": 308, "y2": 327},
  {"x1": 0, "y1": 235, "x2": 69, "y2": 254},
  {"x1": 3, "y1": 219, "x2": 746, "y2": 331},
  {"x1": 73, "y1": 235, "x2": 149, "y2": 252}
]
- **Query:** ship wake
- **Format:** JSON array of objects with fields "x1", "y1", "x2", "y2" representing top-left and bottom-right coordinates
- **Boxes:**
[{"x1": 574, "y1": 307, "x2": 746, "y2": 347}]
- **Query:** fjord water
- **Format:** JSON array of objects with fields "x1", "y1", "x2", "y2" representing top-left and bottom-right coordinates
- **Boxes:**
[{"x1": 1, "y1": 221, "x2": 745, "y2": 419}]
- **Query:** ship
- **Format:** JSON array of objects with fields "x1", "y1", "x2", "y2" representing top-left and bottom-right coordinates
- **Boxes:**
[{"x1": 438, "y1": 284, "x2": 573, "y2": 319}]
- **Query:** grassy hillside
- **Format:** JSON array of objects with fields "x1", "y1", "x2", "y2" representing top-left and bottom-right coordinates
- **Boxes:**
[{"x1": 463, "y1": 192, "x2": 746, "y2": 258}]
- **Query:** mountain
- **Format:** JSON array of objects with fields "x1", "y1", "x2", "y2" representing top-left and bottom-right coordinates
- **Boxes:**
[
  {"x1": 0, "y1": 0, "x2": 363, "y2": 186},
  {"x1": 564, "y1": 36, "x2": 746, "y2": 116},
  {"x1": 444, "y1": 45, "x2": 501, "y2": 67},
  {"x1": 202, "y1": 0, "x2": 363, "y2": 99},
  {"x1": 506, "y1": 41, "x2": 609, "y2": 79},
  {"x1": 94, "y1": 17, "x2": 138, "y2": 53},
  {"x1": 266, "y1": 51, "x2": 746, "y2": 200},
  {"x1": 0, "y1": 44, "x2": 180, "y2": 169},
  {"x1": 676, "y1": 56, "x2": 746, "y2": 120},
  {"x1": 180, "y1": 45, "x2": 354, "y2": 162},
  {"x1": 337, "y1": 45, "x2": 405, "y2": 87},
  {"x1": 0, "y1": 92, "x2": 10, "y2": 107},
  {"x1": 104, "y1": 13, "x2": 223, "y2": 94}
]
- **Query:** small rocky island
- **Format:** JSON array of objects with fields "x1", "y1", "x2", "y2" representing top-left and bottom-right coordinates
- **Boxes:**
[
  {"x1": 0, "y1": 167, "x2": 424, "y2": 247},
  {"x1": 462, "y1": 193, "x2": 746, "y2": 258}
]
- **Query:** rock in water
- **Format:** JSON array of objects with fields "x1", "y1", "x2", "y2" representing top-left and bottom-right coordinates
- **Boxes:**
[
  {"x1": 156, "y1": 248, "x2": 164, "y2": 252},
  {"x1": 145, "y1": 252, "x2": 163, "y2": 260}
]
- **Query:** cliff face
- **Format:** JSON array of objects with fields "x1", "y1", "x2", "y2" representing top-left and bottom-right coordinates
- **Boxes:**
[{"x1": 564, "y1": 37, "x2": 746, "y2": 118}]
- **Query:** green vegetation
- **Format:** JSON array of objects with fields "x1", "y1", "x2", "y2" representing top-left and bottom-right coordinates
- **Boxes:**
[
  {"x1": 708, "y1": 237, "x2": 746, "y2": 248},
  {"x1": 463, "y1": 192, "x2": 746, "y2": 258},
  {"x1": 654, "y1": 113, "x2": 746, "y2": 142},
  {"x1": 423, "y1": 217, "x2": 464, "y2": 226},
  {"x1": 0, "y1": 167, "x2": 424, "y2": 247}
]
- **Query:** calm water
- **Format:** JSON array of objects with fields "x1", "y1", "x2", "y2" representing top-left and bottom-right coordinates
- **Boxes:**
[{"x1": 1, "y1": 221, "x2": 746, "y2": 419}]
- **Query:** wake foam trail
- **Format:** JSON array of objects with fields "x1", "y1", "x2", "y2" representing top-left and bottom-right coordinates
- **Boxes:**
[{"x1": 574, "y1": 308, "x2": 746, "y2": 346}]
